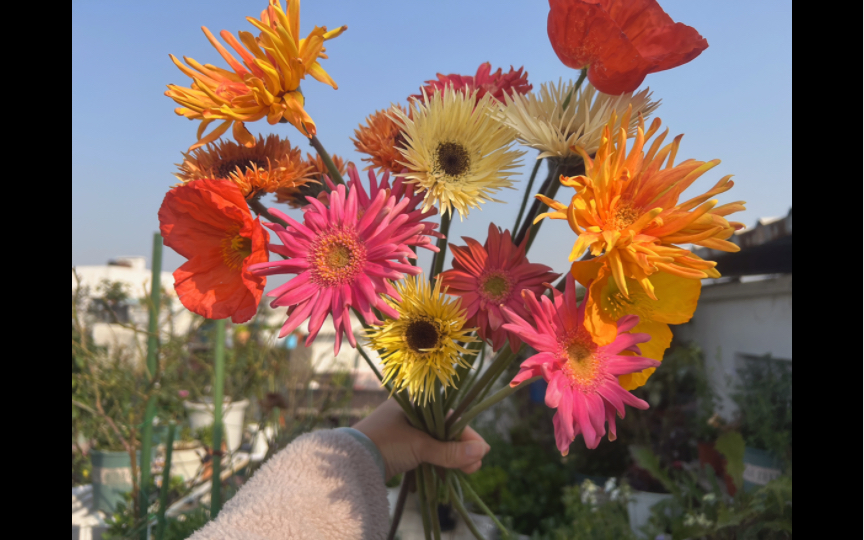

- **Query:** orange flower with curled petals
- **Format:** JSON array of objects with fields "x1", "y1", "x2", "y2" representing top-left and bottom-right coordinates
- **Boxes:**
[
  {"x1": 159, "y1": 179, "x2": 270, "y2": 323},
  {"x1": 352, "y1": 106, "x2": 410, "y2": 175},
  {"x1": 571, "y1": 258, "x2": 700, "y2": 390},
  {"x1": 547, "y1": 0, "x2": 708, "y2": 95},
  {"x1": 175, "y1": 135, "x2": 315, "y2": 199},
  {"x1": 537, "y1": 108, "x2": 745, "y2": 300},
  {"x1": 166, "y1": 0, "x2": 346, "y2": 150}
]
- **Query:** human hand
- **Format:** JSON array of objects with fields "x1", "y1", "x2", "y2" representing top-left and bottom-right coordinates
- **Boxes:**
[{"x1": 353, "y1": 399, "x2": 491, "y2": 481}]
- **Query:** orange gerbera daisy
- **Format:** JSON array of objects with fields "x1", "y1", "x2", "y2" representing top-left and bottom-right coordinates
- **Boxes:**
[
  {"x1": 352, "y1": 106, "x2": 409, "y2": 174},
  {"x1": 166, "y1": 0, "x2": 346, "y2": 150},
  {"x1": 571, "y1": 258, "x2": 700, "y2": 390},
  {"x1": 537, "y1": 108, "x2": 745, "y2": 300},
  {"x1": 275, "y1": 152, "x2": 347, "y2": 207},
  {"x1": 158, "y1": 179, "x2": 270, "y2": 323},
  {"x1": 175, "y1": 135, "x2": 314, "y2": 199}
]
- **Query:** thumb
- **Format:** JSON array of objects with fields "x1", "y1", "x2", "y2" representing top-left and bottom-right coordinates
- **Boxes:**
[{"x1": 416, "y1": 437, "x2": 490, "y2": 470}]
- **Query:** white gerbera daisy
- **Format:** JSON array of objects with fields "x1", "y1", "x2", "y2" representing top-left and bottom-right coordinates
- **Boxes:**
[{"x1": 497, "y1": 79, "x2": 660, "y2": 160}]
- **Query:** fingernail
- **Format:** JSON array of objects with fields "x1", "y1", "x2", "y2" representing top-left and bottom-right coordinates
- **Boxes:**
[{"x1": 465, "y1": 441, "x2": 486, "y2": 459}]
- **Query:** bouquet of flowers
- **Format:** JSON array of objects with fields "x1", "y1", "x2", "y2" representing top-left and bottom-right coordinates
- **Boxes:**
[{"x1": 159, "y1": 0, "x2": 745, "y2": 537}]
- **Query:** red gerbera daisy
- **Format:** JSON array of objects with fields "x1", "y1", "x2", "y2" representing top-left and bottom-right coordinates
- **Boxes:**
[
  {"x1": 412, "y1": 62, "x2": 532, "y2": 104},
  {"x1": 250, "y1": 183, "x2": 437, "y2": 354},
  {"x1": 547, "y1": 0, "x2": 709, "y2": 95},
  {"x1": 439, "y1": 224, "x2": 559, "y2": 352},
  {"x1": 501, "y1": 277, "x2": 660, "y2": 454},
  {"x1": 158, "y1": 179, "x2": 270, "y2": 323}
]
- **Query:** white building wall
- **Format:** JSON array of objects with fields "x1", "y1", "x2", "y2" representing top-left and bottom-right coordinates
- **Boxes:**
[{"x1": 675, "y1": 275, "x2": 792, "y2": 420}]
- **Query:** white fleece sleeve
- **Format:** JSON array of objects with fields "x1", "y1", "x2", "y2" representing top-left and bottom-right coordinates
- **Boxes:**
[{"x1": 189, "y1": 429, "x2": 390, "y2": 540}]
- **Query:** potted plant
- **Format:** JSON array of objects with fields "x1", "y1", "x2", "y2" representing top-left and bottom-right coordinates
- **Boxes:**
[{"x1": 731, "y1": 356, "x2": 792, "y2": 491}]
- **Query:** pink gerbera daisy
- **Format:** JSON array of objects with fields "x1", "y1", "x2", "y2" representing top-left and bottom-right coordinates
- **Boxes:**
[
  {"x1": 317, "y1": 165, "x2": 444, "y2": 259},
  {"x1": 501, "y1": 277, "x2": 660, "y2": 454},
  {"x1": 249, "y1": 184, "x2": 433, "y2": 354},
  {"x1": 411, "y1": 62, "x2": 533, "y2": 104},
  {"x1": 439, "y1": 224, "x2": 559, "y2": 352}
]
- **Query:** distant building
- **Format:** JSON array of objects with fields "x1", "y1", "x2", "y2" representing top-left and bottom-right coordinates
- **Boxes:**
[{"x1": 675, "y1": 209, "x2": 793, "y2": 419}]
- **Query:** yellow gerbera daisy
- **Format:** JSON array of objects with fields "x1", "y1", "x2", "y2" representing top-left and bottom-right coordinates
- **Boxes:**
[
  {"x1": 367, "y1": 275, "x2": 479, "y2": 405},
  {"x1": 175, "y1": 135, "x2": 314, "y2": 199},
  {"x1": 537, "y1": 108, "x2": 746, "y2": 300},
  {"x1": 390, "y1": 87, "x2": 524, "y2": 219},
  {"x1": 166, "y1": 0, "x2": 346, "y2": 150},
  {"x1": 497, "y1": 79, "x2": 659, "y2": 160}
]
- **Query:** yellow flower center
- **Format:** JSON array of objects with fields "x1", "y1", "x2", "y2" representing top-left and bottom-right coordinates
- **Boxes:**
[
  {"x1": 610, "y1": 203, "x2": 640, "y2": 231},
  {"x1": 221, "y1": 232, "x2": 252, "y2": 271},
  {"x1": 309, "y1": 229, "x2": 366, "y2": 286},
  {"x1": 479, "y1": 271, "x2": 512, "y2": 302},
  {"x1": 436, "y1": 142, "x2": 471, "y2": 177},
  {"x1": 560, "y1": 335, "x2": 603, "y2": 391},
  {"x1": 405, "y1": 318, "x2": 441, "y2": 353}
]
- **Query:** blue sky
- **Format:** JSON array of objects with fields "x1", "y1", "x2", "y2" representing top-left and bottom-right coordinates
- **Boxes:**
[{"x1": 72, "y1": 0, "x2": 792, "y2": 281}]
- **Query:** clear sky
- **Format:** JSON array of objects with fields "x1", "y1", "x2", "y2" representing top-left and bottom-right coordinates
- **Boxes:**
[{"x1": 72, "y1": 0, "x2": 792, "y2": 282}]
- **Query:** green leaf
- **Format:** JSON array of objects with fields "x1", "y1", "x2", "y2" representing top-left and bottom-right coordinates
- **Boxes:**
[
  {"x1": 715, "y1": 432, "x2": 745, "y2": 490},
  {"x1": 628, "y1": 445, "x2": 676, "y2": 494}
]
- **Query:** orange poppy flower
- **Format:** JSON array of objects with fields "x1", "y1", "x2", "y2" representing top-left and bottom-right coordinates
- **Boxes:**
[
  {"x1": 547, "y1": 0, "x2": 708, "y2": 95},
  {"x1": 159, "y1": 179, "x2": 269, "y2": 323}
]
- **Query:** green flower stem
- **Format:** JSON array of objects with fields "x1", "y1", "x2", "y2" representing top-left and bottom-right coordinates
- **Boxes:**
[
  {"x1": 155, "y1": 423, "x2": 176, "y2": 540},
  {"x1": 432, "y1": 383, "x2": 446, "y2": 441},
  {"x1": 450, "y1": 377, "x2": 540, "y2": 437},
  {"x1": 444, "y1": 340, "x2": 485, "y2": 412},
  {"x1": 561, "y1": 68, "x2": 589, "y2": 112},
  {"x1": 416, "y1": 466, "x2": 433, "y2": 540},
  {"x1": 448, "y1": 475, "x2": 485, "y2": 540},
  {"x1": 421, "y1": 405, "x2": 436, "y2": 438},
  {"x1": 526, "y1": 171, "x2": 565, "y2": 253},
  {"x1": 429, "y1": 213, "x2": 453, "y2": 280},
  {"x1": 457, "y1": 472, "x2": 509, "y2": 536},
  {"x1": 355, "y1": 344, "x2": 385, "y2": 382},
  {"x1": 513, "y1": 156, "x2": 544, "y2": 233},
  {"x1": 513, "y1": 163, "x2": 558, "y2": 247},
  {"x1": 445, "y1": 344, "x2": 520, "y2": 437},
  {"x1": 210, "y1": 318, "x2": 227, "y2": 518},
  {"x1": 309, "y1": 135, "x2": 345, "y2": 185},
  {"x1": 445, "y1": 342, "x2": 486, "y2": 412},
  {"x1": 422, "y1": 464, "x2": 442, "y2": 540},
  {"x1": 248, "y1": 196, "x2": 289, "y2": 228}
]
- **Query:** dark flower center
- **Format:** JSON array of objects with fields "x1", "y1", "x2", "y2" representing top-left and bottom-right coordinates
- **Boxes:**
[
  {"x1": 215, "y1": 158, "x2": 269, "y2": 179},
  {"x1": 405, "y1": 318, "x2": 440, "y2": 352},
  {"x1": 436, "y1": 142, "x2": 470, "y2": 177}
]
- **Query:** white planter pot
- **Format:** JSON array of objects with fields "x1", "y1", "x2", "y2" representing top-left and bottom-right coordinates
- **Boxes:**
[
  {"x1": 184, "y1": 399, "x2": 250, "y2": 453},
  {"x1": 628, "y1": 490, "x2": 673, "y2": 538},
  {"x1": 170, "y1": 444, "x2": 205, "y2": 482}
]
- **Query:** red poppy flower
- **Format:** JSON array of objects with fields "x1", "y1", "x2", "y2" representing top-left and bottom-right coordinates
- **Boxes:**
[
  {"x1": 547, "y1": 0, "x2": 709, "y2": 95},
  {"x1": 159, "y1": 179, "x2": 269, "y2": 323},
  {"x1": 412, "y1": 62, "x2": 532, "y2": 104}
]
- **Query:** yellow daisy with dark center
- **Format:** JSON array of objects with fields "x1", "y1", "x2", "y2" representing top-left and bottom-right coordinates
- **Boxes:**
[
  {"x1": 390, "y1": 86, "x2": 524, "y2": 219},
  {"x1": 367, "y1": 275, "x2": 479, "y2": 405}
]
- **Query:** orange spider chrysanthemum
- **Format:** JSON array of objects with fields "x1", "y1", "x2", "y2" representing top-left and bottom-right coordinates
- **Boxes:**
[
  {"x1": 166, "y1": 0, "x2": 346, "y2": 150},
  {"x1": 352, "y1": 106, "x2": 409, "y2": 175},
  {"x1": 275, "y1": 152, "x2": 347, "y2": 207},
  {"x1": 175, "y1": 135, "x2": 315, "y2": 199},
  {"x1": 537, "y1": 108, "x2": 746, "y2": 300}
]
